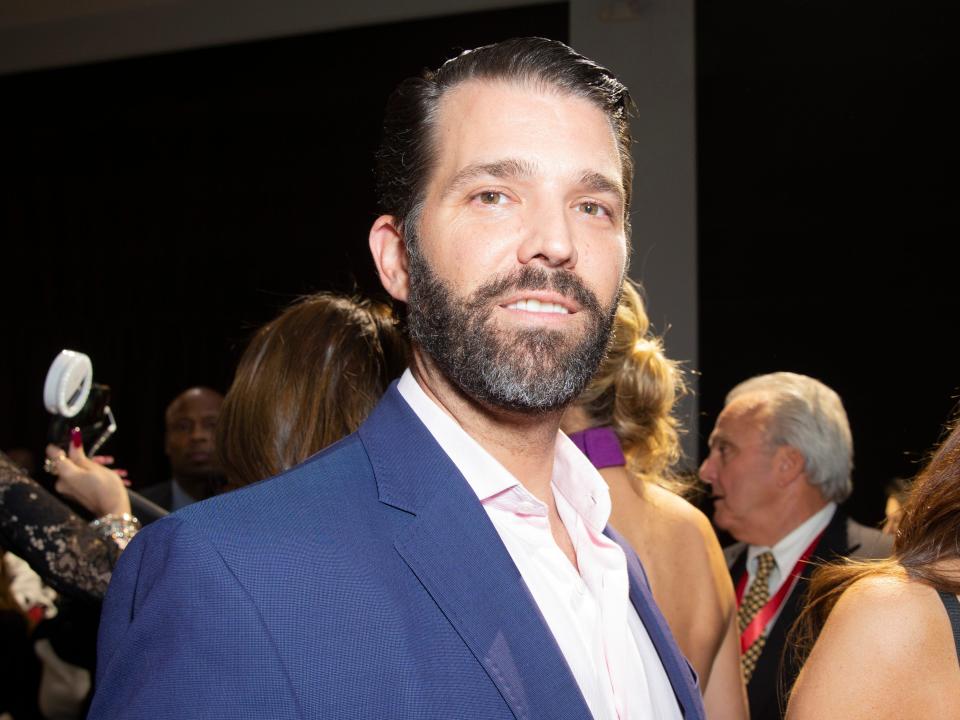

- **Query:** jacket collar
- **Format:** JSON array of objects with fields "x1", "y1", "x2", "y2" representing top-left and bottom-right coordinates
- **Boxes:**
[
  {"x1": 606, "y1": 526, "x2": 706, "y2": 720},
  {"x1": 359, "y1": 384, "x2": 592, "y2": 719}
]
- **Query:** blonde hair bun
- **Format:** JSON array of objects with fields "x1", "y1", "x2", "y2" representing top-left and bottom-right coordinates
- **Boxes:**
[{"x1": 577, "y1": 280, "x2": 687, "y2": 485}]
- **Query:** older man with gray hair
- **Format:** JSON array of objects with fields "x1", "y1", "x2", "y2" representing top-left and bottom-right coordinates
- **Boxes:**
[{"x1": 699, "y1": 372, "x2": 891, "y2": 720}]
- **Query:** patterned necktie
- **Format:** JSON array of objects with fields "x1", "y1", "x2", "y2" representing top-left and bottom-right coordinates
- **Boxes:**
[{"x1": 738, "y1": 551, "x2": 777, "y2": 683}]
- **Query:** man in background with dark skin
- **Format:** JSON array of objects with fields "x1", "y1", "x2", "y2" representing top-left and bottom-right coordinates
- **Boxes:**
[{"x1": 140, "y1": 387, "x2": 223, "y2": 511}]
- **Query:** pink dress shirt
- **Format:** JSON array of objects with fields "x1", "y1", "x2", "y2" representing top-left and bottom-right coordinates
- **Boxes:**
[{"x1": 398, "y1": 371, "x2": 683, "y2": 720}]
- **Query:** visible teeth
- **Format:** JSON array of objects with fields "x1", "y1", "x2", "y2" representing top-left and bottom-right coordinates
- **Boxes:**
[{"x1": 505, "y1": 299, "x2": 570, "y2": 314}]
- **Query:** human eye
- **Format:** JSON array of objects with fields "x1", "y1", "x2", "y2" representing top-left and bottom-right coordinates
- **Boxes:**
[
  {"x1": 576, "y1": 200, "x2": 611, "y2": 218},
  {"x1": 472, "y1": 190, "x2": 510, "y2": 206}
]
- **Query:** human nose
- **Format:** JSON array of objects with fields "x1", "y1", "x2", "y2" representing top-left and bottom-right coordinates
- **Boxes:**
[
  {"x1": 191, "y1": 424, "x2": 212, "y2": 443},
  {"x1": 699, "y1": 453, "x2": 716, "y2": 486},
  {"x1": 516, "y1": 201, "x2": 578, "y2": 269}
]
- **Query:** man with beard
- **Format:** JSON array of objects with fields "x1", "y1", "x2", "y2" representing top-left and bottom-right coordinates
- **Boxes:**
[{"x1": 90, "y1": 38, "x2": 705, "y2": 720}]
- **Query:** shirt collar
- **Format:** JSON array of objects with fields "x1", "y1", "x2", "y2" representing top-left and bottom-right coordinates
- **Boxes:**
[
  {"x1": 748, "y1": 501, "x2": 837, "y2": 573},
  {"x1": 553, "y1": 431, "x2": 613, "y2": 533},
  {"x1": 396, "y1": 369, "x2": 612, "y2": 533}
]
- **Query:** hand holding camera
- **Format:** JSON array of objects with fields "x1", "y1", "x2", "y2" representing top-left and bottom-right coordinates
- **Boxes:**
[
  {"x1": 41, "y1": 349, "x2": 130, "y2": 520},
  {"x1": 43, "y1": 428, "x2": 131, "y2": 519},
  {"x1": 43, "y1": 349, "x2": 117, "y2": 456}
]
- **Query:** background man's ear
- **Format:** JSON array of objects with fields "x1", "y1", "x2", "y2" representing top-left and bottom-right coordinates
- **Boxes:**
[
  {"x1": 369, "y1": 215, "x2": 409, "y2": 303},
  {"x1": 775, "y1": 445, "x2": 806, "y2": 487}
]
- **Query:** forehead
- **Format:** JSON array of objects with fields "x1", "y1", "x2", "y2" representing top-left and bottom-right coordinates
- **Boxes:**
[
  {"x1": 429, "y1": 79, "x2": 622, "y2": 187},
  {"x1": 713, "y1": 394, "x2": 771, "y2": 444},
  {"x1": 167, "y1": 392, "x2": 222, "y2": 421}
]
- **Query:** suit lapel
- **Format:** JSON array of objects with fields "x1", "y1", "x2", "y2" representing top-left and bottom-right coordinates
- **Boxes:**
[
  {"x1": 812, "y1": 508, "x2": 854, "y2": 561},
  {"x1": 728, "y1": 544, "x2": 748, "y2": 580},
  {"x1": 736, "y1": 507, "x2": 852, "y2": 719},
  {"x1": 359, "y1": 386, "x2": 591, "y2": 720},
  {"x1": 606, "y1": 527, "x2": 706, "y2": 720}
]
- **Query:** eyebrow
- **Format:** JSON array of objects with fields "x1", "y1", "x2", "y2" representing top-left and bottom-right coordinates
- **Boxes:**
[
  {"x1": 577, "y1": 170, "x2": 625, "y2": 209},
  {"x1": 440, "y1": 158, "x2": 537, "y2": 199},
  {"x1": 440, "y1": 159, "x2": 625, "y2": 209}
]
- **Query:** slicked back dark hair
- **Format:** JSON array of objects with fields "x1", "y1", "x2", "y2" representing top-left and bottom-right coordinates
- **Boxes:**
[{"x1": 374, "y1": 37, "x2": 635, "y2": 240}]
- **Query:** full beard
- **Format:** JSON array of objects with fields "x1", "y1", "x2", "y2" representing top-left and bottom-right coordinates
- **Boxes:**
[{"x1": 406, "y1": 247, "x2": 618, "y2": 414}]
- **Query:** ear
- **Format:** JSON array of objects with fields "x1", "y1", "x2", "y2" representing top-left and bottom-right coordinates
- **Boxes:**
[
  {"x1": 369, "y1": 214, "x2": 409, "y2": 303},
  {"x1": 774, "y1": 445, "x2": 806, "y2": 487}
]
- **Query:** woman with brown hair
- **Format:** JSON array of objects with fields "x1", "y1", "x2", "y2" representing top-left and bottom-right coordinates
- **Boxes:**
[
  {"x1": 561, "y1": 280, "x2": 748, "y2": 720},
  {"x1": 216, "y1": 292, "x2": 407, "y2": 489},
  {"x1": 786, "y1": 415, "x2": 960, "y2": 719}
]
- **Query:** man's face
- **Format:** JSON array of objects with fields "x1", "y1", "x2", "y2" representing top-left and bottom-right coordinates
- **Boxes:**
[
  {"x1": 164, "y1": 389, "x2": 223, "y2": 479},
  {"x1": 405, "y1": 80, "x2": 628, "y2": 411},
  {"x1": 699, "y1": 395, "x2": 782, "y2": 541}
]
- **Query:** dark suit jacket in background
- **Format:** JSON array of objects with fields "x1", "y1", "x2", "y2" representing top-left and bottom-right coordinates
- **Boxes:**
[
  {"x1": 724, "y1": 509, "x2": 892, "y2": 720},
  {"x1": 136, "y1": 479, "x2": 173, "y2": 511},
  {"x1": 90, "y1": 384, "x2": 706, "y2": 719},
  {"x1": 127, "y1": 487, "x2": 169, "y2": 525}
]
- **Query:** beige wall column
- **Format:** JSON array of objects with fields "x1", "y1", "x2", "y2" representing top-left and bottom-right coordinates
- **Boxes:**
[{"x1": 571, "y1": 0, "x2": 699, "y2": 463}]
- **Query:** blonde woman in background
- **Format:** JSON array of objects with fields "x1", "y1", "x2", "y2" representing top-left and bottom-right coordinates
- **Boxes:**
[{"x1": 562, "y1": 280, "x2": 748, "y2": 720}]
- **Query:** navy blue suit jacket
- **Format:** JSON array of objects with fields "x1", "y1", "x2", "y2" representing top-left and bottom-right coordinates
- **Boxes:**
[{"x1": 90, "y1": 385, "x2": 705, "y2": 719}]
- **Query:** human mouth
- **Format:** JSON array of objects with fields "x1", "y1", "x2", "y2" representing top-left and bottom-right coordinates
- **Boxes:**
[
  {"x1": 504, "y1": 298, "x2": 570, "y2": 315},
  {"x1": 499, "y1": 290, "x2": 578, "y2": 317}
]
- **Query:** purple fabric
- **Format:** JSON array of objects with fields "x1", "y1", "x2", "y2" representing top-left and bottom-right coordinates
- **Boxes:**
[{"x1": 567, "y1": 426, "x2": 626, "y2": 469}]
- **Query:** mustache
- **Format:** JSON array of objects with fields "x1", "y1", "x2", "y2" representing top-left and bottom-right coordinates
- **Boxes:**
[{"x1": 466, "y1": 266, "x2": 603, "y2": 316}]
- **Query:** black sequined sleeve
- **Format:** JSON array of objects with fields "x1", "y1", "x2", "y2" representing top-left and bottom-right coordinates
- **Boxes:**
[{"x1": 0, "y1": 451, "x2": 118, "y2": 603}]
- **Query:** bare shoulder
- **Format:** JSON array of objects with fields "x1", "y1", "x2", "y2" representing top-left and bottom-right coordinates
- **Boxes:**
[
  {"x1": 832, "y1": 573, "x2": 945, "y2": 640},
  {"x1": 641, "y1": 482, "x2": 719, "y2": 552},
  {"x1": 788, "y1": 572, "x2": 960, "y2": 720},
  {"x1": 816, "y1": 573, "x2": 951, "y2": 670},
  {"x1": 636, "y1": 482, "x2": 734, "y2": 609}
]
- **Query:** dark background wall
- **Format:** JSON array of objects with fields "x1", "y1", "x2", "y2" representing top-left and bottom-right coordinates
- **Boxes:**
[
  {"x1": 696, "y1": 1, "x2": 960, "y2": 525},
  {"x1": 0, "y1": 3, "x2": 568, "y2": 490}
]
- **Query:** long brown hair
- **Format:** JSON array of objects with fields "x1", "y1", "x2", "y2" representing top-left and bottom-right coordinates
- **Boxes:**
[
  {"x1": 792, "y1": 414, "x2": 960, "y2": 663},
  {"x1": 216, "y1": 293, "x2": 407, "y2": 489},
  {"x1": 575, "y1": 279, "x2": 688, "y2": 491}
]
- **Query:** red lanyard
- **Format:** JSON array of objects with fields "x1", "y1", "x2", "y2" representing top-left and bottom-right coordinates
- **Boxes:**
[{"x1": 735, "y1": 530, "x2": 825, "y2": 653}]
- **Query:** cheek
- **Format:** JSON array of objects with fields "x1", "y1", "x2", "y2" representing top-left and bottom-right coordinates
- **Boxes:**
[
  {"x1": 577, "y1": 237, "x2": 626, "y2": 303},
  {"x1": 720, "y1": 471, "x2": 743, "y2": 502},
  {"x1": 425, "y1": 214, "x2": 527, "y2": 289}
]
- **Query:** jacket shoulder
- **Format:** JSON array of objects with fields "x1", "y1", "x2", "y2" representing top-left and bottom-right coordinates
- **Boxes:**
[
  {"x1": 723, "y1": 540, "x2": 747, "y2": 569},
  {"x1": 845, "y1": 516, "x2": 894, "y2": 559},
  {"x1": 173, "y1": 432, "x2": 375, "y2": 533},
  {"x1": 137, "y1": 480, "x2": 172, "y2": 508}
]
